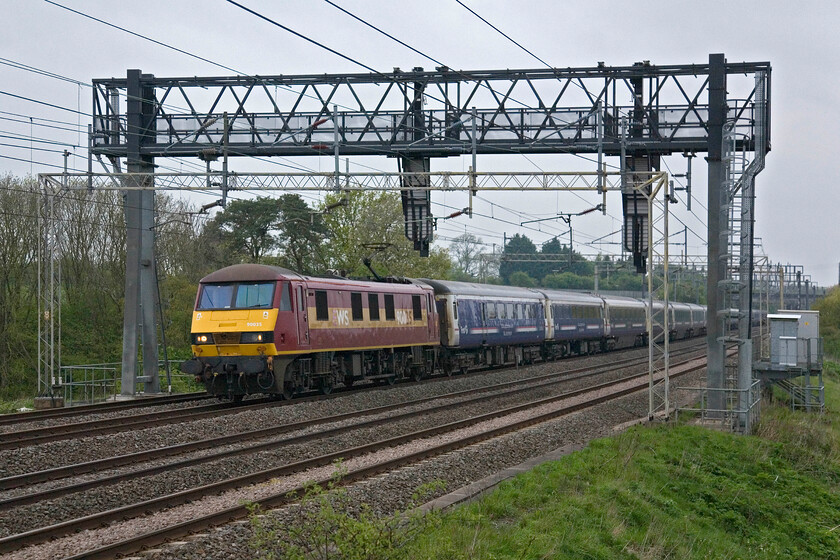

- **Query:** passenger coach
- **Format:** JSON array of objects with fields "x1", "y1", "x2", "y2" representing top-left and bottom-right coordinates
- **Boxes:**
[{"x1": 420, "y1": 279, "x2": 546, "y2": 373}]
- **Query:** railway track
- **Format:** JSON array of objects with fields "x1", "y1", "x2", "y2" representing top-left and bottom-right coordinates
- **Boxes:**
[
  {"x1": 0, "y1": 342, "x2": 701, "y2": 450},
  {"x1": 0, "y1": 344, "x2": 705, "y2": 502},
  {"x1": 0, "y1": 343, "x2": 708, "y2": 559},
  {"x1": 0, "y1": 391, "x2": 210, "y2": 427}
]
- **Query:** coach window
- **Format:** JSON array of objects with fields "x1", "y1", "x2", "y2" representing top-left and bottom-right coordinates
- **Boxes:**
[
  {"x1": 384, "y1": 294, "x2": 395, "y2": 320},
  {"x1": 485, "y1": 302, "x2": 496, "y2": 319},
  {"x1": 279, "y1": 282, "x2": 292, "y2": 311},
  {"x1": 315, "y1": 291, "x2": 329, "y2": 321},
  {"x1": 351, "y1": 293, "x2": 363, "y2": 321},
  {"x1": 506, "y1": 303, "x2": 514, "y2": 319},
  {"x1": 412, "y1": 295, "x2": 422, "y2": 321},
  {"x1": 368, "y1": 293, "x2": 380, "y2": 321}
]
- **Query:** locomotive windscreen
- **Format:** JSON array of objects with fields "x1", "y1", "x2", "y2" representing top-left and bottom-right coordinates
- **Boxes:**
[{"x1": 198, "y1": 282, "x2": 276, "y2": 310}]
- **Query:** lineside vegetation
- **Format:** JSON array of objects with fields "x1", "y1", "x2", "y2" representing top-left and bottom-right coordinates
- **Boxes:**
[{"x1": 248, "y1": 362, "x2": 840, "y2": 559}]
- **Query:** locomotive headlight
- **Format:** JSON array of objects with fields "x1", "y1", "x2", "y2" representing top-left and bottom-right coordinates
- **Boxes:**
[
  {"x1": 241, "y1": 331, "x2": 273, "y2": 344},
  {"x1": 192, "y1": 333, "x2": 212, "y2": 344}
]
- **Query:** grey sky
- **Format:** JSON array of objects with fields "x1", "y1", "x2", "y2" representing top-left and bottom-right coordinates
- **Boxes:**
[{"x1": 2, "y1": 0, "x2": 837, "y2": 286}]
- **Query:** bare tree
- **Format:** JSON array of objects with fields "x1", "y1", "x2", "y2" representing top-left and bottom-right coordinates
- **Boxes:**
[{"x1": 449, "y1": 233, "x2": 486, "y2": 280}]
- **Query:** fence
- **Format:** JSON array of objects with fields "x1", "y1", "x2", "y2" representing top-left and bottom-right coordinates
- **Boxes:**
[
  {"x1": 57, "y1": 361, "x2": 199, "y2": 405},
  {"x1": 675, "y1": 380, "x2": 762, "y2": 434}
]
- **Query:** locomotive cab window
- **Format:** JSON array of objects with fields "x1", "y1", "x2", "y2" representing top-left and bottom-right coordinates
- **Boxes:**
[
  {"x1": 198, "y1": 282, "x2": 275, "y2": 310},
  {"x1": 351, "y1": 293, "x2": 363, "y2": 321},
  {"x1": 384, "y1": 294, "x2": 395, "y2": 320},
  {"x1": 198, "y1": 284, "x2": 234, "y2": 309},
  {"x1": 412, "y1": 295, "x2": 422, "y2": 321},
  {"x1": 315, "y1": 291, "x2": 329, "y2": 321},
  {"x1": 235, "y1": 283, "x2": 275, "y2": 309},
  {"x1": 368, "y1": 293, "x2": 380, "y2": 321}
]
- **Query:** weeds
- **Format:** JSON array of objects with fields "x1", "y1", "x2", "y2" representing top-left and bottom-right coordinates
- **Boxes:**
[{"x1": 248, "y1": 464, "x2": 445, "y2": 560}]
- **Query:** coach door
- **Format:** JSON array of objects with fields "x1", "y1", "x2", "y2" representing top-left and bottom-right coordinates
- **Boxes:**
[
  {"x1": 295, "y1": 284, "x2": 310, "y2": 347},
  {"x1": 426, "y1": 292, "x2": 435, "y2": 340}
]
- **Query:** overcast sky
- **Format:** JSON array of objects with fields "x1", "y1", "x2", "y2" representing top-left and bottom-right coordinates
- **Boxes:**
[{"x1": 2, "y1": 0, "x2": 838, "y2": 286}]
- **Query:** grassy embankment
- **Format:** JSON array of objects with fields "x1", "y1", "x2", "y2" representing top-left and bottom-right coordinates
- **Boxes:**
[{"x1": 406, "y1": 361, "x2": 840, "y2": 559}]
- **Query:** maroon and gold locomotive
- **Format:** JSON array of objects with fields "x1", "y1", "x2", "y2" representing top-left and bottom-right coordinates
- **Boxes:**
[{"x1": 180, "y1": 264, "x2": 439, "y2": 399}]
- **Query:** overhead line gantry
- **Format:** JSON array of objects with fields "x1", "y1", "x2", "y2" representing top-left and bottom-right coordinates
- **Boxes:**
[{"x1": 80, "y1": 56, "x2": 769, "y2": 410}]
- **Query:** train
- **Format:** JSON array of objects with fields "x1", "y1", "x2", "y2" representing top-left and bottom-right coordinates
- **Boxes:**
[{"x1": 180, "y1": 264, "x2": 709, "y2": 400}]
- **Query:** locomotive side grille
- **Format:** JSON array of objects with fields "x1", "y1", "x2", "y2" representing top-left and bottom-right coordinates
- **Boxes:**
[{"x1": 213, "y1": 332, "x2": 241, "y2": 345}]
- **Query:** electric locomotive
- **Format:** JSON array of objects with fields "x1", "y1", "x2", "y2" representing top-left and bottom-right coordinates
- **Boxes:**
[{"x1": 180, "y1": 264, "x2": 439, "y2": 399}]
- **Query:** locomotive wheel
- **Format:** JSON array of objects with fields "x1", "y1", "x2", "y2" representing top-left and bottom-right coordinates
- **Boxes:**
[
  {"x1": 230, "y1": 394, "x2": 244, "y2": 403},
  {"x1": 320, "y1": 380, "x2": 333, "y2": 395},
  {"x1": 282, "y1": 384, "x2": 295, "y2": 401},
  {"x1": 344, "y1": 375, "x2": 355, "y2": 388},
  {"x1": 412, "y1": 368, "x2": 423, "y2": 382},
  {"x1": 386, "y1": 375, "x2": 397, "y2": 386}
]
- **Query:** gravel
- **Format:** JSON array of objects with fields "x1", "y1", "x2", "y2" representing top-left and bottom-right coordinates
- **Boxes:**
[
  {"x1": 0, "y1": 340, "x2": 705, "y2": 559},
  {"x1": 1, "y1": 340, "x2": 688, "y2": 478}
]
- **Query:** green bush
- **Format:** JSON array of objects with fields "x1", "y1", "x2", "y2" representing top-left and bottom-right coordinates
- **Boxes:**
[{"x1": 249, "y1": 466, "x2": 444, "y2": 560}]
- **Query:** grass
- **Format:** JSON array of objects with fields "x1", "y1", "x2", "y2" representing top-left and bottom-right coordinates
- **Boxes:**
[
  {"x1": 0, "y1": 397, "x2": 35, "y2": 414},
  {"x1": 407, "y1": 363, "x2": 840, "y2": 559}
]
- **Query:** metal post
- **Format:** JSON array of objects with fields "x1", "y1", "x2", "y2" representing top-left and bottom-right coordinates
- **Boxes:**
[
  {"x1": 779, "y1": 266, "x2": 785, "y2": 310},
  {"x1": 222, "y1": 112, "x2": 229, "y2": 203},
  {"x1": 805, "y1": 279, "x2": 810, "y2": 309},
  {"x1": 797, "y1": 271, "x2": 802, "y2": 309},
  {"x1": 706, "y1": 53, "x2": 727, "y2": 414},
  {"x1": 334, "y1": 104, "x2": 340, "y2": 190},
  {"x1": 597, "y1": 101, "x2": 603, "y2": 194},
  {"x1": 470, "y1": 106, "x2": 477, "y2": 217},
  {"x1": 121, "y1": 69, "x2": 160, "y2": 395},
  {"x1": 685, "y1": 154, "x2": 693, "y2": 212},
  {"x1": 87, "y1": 124, "x2": 93, "y2": 190}
]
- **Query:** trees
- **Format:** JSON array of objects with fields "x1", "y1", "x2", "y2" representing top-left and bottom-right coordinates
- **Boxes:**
[
  {"x1": 813, "y1": 286, "x2": 840, "y2": 357},
  {"x1": 0, "y1": 175, "x2": 38, "y2": 394},
  {"x1": 449, "y1": 233, "x2": 486, "y2": 280},
  {"x1": 274, "y1": 194, "x2": 328, "y2": 275},
  {"x1": 320, "y1": 190, "x2": 451, "y2": 279},
  {"x1": 499, "y1": 234, "x2": 538, "y2": 283},
  {"x1": 208, "y1": 196, "x2": 284, "y2": 263}
]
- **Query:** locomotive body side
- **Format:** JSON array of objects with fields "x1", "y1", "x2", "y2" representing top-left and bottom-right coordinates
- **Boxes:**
[{"x1": 183, "y1": 264, "x2": 439, "y2": 398}]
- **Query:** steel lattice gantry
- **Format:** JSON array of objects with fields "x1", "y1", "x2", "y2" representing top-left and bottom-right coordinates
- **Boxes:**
[{"x1": 87, "y1": 56, "x2": 770, "y2": 397}]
